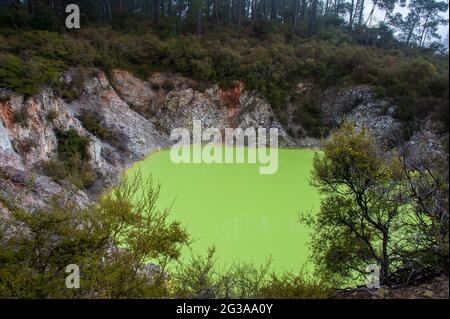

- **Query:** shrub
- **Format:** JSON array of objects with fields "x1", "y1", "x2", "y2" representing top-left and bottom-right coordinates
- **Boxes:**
[
  {"x1": 78, "y1": 111, "x2": 129, "y2": 153},
  {"x1": 172, "y1": 247, "x2": 333, "y2": 299},
  {"x1": 0, "y1": 3, "x2": 29, "y2": 29},
  {"x1": 0, "y1": 52, "x2": 62, "y2": 96},
  {"x1": 13, "y1": 137, "x2": 38, "y2": 155},
  {"x1": 46, "y1": 110, "x2": 58, "y2": 122},
  {"x1": 162, "y1": 79, "x2": 175, "y2": 91},
  {"x1": 46, "y1": 128, "x2": 96, "y2": 189},
  {"x1": 0, "y1": 173, "x2": 189, "y2": 298},
  {"x1": 260, "y1": 272, "x2": 334, "y2": 299},
  {"x1": 79, "y1": 111, "x2": 111, "y2": 140},
  {"x1": 292, "y1": 95, "x2": 329, "y2": 138},
  {"x1": 0, "y1": 54, "x2": 24, "y2": 90},
  {"x1": 12, "y1": 106, "x2": 29, "y2": 127},
  {"x1": 40, "y1": 157, "x2": 96, "y2": 189},
  {"x1": 55, "y1": 128, "x2": 90, "y2": 161},
  {"x1": 150, "y1": 82, "x2": 160, "y2": 90}
]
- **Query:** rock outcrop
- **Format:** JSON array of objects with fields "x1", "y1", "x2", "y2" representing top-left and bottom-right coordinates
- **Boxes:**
[
  {"x1": 0, "y1": 69, "x2": 441, "y2": 213},
  {"x1": 111, "y1": 70, "x2": 294, "y2": 146},
  {"x1": 0, "y1": 69, "x2": 294, "y2": 212},
  {"x1": 321, "y1": 85, "x2": 403, "y2": 147}
]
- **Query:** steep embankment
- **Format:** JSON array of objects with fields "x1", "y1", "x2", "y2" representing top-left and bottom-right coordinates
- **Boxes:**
[
  {"x1": 0, "y1": 68, "x2": 443, "y2": 214},
  {"x1": 0, "y1": 69, "x2": 294, "y2": 213}
]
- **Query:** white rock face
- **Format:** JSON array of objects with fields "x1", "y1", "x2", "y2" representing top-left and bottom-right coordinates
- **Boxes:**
[
  {"x1": 0, "y1": 71, "x2": 171, "y2": 210},
  {"x1": 112, "y1": 70, "x2": 295, "y2": 146},
  {"x1": 0, "y1": 69, "x2": 441, "y2": 212},
  {"x1": 0, "y1": 119, "x2": 23, "y2": 170},
  {"x1": 70, "y1": 73, "x2": 170, "y2": 162},
  {"x1": 320, "y1": 85, "x2": 403, "y2": 146},
  {"x1": 0, "y1": 120, "x2": 13, "y2": 151}
]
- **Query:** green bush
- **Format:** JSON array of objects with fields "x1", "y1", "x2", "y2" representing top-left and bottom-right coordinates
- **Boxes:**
[
  {"x1": 44, "y1": 128, "x2": 96, "y2": 189},
  {"x1": 79, "y1": 111, "x2": 111, "y2": 140},
  {"x1": 12, "y1": 105, "x2": 29, "y2": 127},
  {"x1": 55, "y1": 128, "x2": 90, "y2": 161},
  {"x1": 0, "y1": 25, "x2": 447, "y2": 134},
  {"x1": 0, "y1": 174, "x2": 189, "y2": 298},
  {"x1": 41, "y1": 157, "x2": 96, "y2": 189},
  {"x1": 78, "y1": 111, "x2": 129, "y2": 153},
  {"x1": 150, "y1": 82, "x2": 160, "y2": 90},
  {"x1": 292, "y1": 96, "x2": 329, "y2": 138},
  {"x1": 13, "y1": 137, "x2": 38, "y2": 155},
  {"x1": 162, "y1": 79, "x2": 175, "y2": 91},
  {"x1": 260, "y1": 272, "x2": 334, "y2": 299},
  {"x1": 46, "y1": 110, "x2": 58, "y2": 122},
  {"x1": 172, "y1": 247, "x2": 333, "y2": 299}
]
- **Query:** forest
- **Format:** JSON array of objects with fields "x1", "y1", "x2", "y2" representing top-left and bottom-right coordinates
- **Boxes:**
[
  {"x1": 0, "y1": 0, "x2": 448, "y2": 48},
  {"x1": 0, "y1": 0, "x2": 449, "y2": 134}
]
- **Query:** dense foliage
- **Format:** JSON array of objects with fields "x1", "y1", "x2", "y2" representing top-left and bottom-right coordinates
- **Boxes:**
[
  {"x1": 0, "y1": 25, "x2": 448, "y2": 133},
  {"x1": 0, "y1": 173, "x2": 333, "y2": 298},
  {"x1": 0, "y1": 1, "x2": 448, "y2": 133},
  {"x1": 303, "y1": 124, "x2": 449, "y2": 286},
  {"x1": 40, "y1": 128, "x2": 97, "y2": 189},
  {"x1": 0, "y1": 1, "x2": 447, "y2": 49}
]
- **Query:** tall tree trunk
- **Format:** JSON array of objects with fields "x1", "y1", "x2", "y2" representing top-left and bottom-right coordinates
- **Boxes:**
[
  {"x1": 349, "y1": 0, "x2": 355, "y2": 28},
  {"x1": 262, "y1": 0, "x2": 267, "y2": 19},
  {"x1": 381, "y1": 231, "x2": 390, "y2": 285},
  {"x1": 238, "y1": 0, "x2": 242, "y2": 26},
  {"x1": 270, "y1": 0, "x2": 277, "y2": 21},
  {"x1": 27, "y1": 0, "x2": 34, "y2": 15},
  {"x1": 300, "y1": 0, "x2": 306, "y2": 24},
  {"x1": 119, "y1": 0, "x2": 124, "y2": 15},
  {"x1": 154, "y1": 0, "x2": 160, "y2": 23},
  {"x1": 251, "y1": 0, "x2": 256, "y2": 20},
  {"x1": 335, "y1": 0, "x2": 340, "y2": 23},
  {"x1": 197, "y1": 5, "x2": 202, "y2": 35},
  {"x1": 104, "y1": 0, "x2": 112, "y2": 20},
  {"x1": 419, "y1": 14, "x2": 431, "y2": 47},
  {"x1": 292, "y1": 0, "x2": 298, "y2": 26},
  {"x1": 358, "y1": 0, "x2": 364, "y2": 26},
  {"x1": 308, "y1": 0, "x2": 318, "y2": 35},
  {"x1": 214, "y1": 0, "x2": 220, "y2": 26},
  {"x1": 406, "y1": 15, "x2": 421, "y2": 46}
]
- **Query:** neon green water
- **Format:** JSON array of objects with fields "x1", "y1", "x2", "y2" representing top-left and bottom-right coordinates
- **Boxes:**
[{"x1": 127, "y1": 147, "x2": 320, "y2": 272}]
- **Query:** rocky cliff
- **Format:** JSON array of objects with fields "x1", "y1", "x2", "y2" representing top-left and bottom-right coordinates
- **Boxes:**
[
  {"x1": 0, "y1": 68, "x2": 440, "y2": 214},
  {"x1": 0, "y1": 69, "x2": 295, "y2": 212}
]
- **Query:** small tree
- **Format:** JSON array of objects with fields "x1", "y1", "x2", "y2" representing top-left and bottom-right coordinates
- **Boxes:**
[
  {"x1": 0, "y1": 173, "x2": 189, "y2": 298},
  {"x1": 397, "y1": 137, "x2": 449, "y2": 275},
  {"x1": 302, "y1": 123, "x2": 410, "y2": 286}
]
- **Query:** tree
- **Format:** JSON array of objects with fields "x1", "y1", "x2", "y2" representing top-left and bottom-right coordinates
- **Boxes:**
[
  {"x1": 396, "y1": 136, "x2": 449, "y2": 275},
  {"x1": 301, "y1": 124, "x2": 411, "y2": 285},
  {"x1": 0, "y1": 173, "x2": 189, "y2": 298},
  {"x1": 270, "y1": 0, "x2": 277, "y2": 21},
  {"x1": 390, "y1": 0, "x2": 449, "y2": 46},
  {"x1": 308, "y1": 0, "x2": 319, "y2": 35},
  {"x1": 154, "y1": 0, "x2": 160, "y2": 23}
]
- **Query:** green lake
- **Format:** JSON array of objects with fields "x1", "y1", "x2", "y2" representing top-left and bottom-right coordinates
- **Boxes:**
[{"x1": 127, "y1": 147, "x2": 320, "y2": 272}]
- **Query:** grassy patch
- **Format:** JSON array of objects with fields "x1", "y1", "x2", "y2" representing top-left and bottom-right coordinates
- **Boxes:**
[{"x1": 40, "y1": 128, "x2": 96, "y2": 189}]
